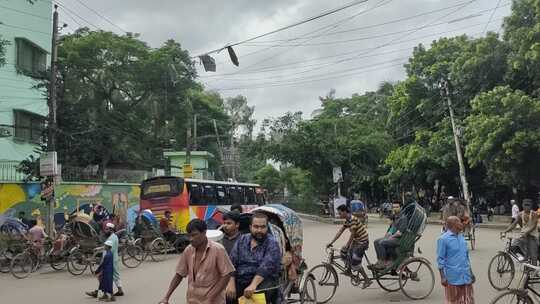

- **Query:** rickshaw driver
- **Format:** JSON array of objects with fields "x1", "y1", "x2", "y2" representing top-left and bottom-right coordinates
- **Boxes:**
[
  {"x1": 501, "y1": 199, "x2": 539, "y2": 265},
  {"x1": 326, "y1": 205, "x2": 372, "y2": 288},
  {"x1": 160, "y1": 210, "x2": 177, "y2": 244},
  {"x1": 441, "y1": 196, "x2": 470, "y2": 231}
]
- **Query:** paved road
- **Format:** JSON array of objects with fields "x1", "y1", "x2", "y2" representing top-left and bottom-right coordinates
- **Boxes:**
[{"x1": 0, "y1": 220, "x2": 513, "y2": 303}]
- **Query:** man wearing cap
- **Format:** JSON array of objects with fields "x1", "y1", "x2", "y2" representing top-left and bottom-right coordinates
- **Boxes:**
[
  {"x1": 502, "y1": 199, "x2": 539, "y2": 265},
  {"x1": 86, "y1": 222, "x2": 125, "y2": 298}
]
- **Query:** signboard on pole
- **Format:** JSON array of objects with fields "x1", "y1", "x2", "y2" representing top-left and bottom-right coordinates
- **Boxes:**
[
  {"x1": 40, "y1": 152, "x2": 58, "y2": 176},
  {"x1": 332, "y1": 167, "x2": 343, "y2": 183},
  {"x1": 40, "y1": 177, "x2": 54, "y2": 201}
]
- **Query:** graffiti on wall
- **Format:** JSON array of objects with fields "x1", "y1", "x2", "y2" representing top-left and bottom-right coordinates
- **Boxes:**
[{"x1": 0, "y1": 182, "x2": 140, "y2": 226}]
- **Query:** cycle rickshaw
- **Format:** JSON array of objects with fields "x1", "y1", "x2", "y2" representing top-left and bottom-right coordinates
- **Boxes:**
[
  {"x1": 66, "y1": 213, "x2": 104, "y2": 275},
  {"x1": 0, "y1": 216, "x2": 28, "y2": 273},
  {"x1": 306, "y1": 202, "x2": 435, "y2": 303},
  {"x1": 238, "y1": 204, "x2": 317, "y2": 303},
  {"x1": 131, "y1": 210, "x2": 188, "y2": 262}
]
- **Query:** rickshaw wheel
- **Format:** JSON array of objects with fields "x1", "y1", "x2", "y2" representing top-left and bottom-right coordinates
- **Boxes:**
[
  {"x1": 122, "y1": 244, "x2": 144, "y2": 268},
  {"x1": 488, "y1": 252, "x2": 515, "y2": 291},
  {"x1": 150, "y1": 238, "x2": 167, "y2": 262},
  {"x1": 67, "y1": 248, "x2": 87, "y2": 276},
  {"x1": 10, "y1": 252, "x2": 33, "y2": 279},
  {"x1": 0, "y1": 257, "x2": 10, "y2": 273},
  {"x1": 300, "y1": 273, "x2": 318, "y2": 304},
  {"x1": 374, "y1": 270, "x2": 401, "y2": 292},
  {"x1": 304, "y1": 263, "x2": 338, "y2": 304},
  {"x1": 89, "y1": 250, "x2": 102, "y2": 274},
  {"x1": 490, "y1": 289, "x2": 533, "y2": 304},
  {"x1": 48, "y1": 247, "x2": 67, "y2": 271},
  {"x1": 398, "y1": 257, "x2": 435, "y2": 300}
]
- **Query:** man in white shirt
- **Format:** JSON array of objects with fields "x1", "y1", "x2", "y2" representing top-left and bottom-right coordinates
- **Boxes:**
[{"x1": 511, "y1": 200, "x2": 520, "y2": 224}]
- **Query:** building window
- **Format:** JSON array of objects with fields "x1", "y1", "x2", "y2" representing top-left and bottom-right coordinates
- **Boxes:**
[
  {"x1": 15, "y1": 38, "x2": 47, "y2": 76},
  {"x1": 14, "y1": 110, "x2": 45, "y2": 143}
]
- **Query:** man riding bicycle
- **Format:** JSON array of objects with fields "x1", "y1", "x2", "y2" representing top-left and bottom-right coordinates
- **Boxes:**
[
  {"x1": 502, "y1": 199, "x2": 538, "y2": 265},
  {"x1": 441, "y1": 196, "x2": 471, "y2": 231}
]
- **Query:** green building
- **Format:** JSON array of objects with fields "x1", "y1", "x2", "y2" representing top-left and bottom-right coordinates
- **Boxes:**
[
  {"x1": 0, "y1": 0, "x2": 52, "y2": 180},
  {"x1": 164, "y1": 151, "x2": 214, "y2": 180}
]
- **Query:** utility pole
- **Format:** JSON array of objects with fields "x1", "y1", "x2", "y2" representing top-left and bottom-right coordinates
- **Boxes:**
[
  {"x1": 440, "y1": 79, "x2": 471, "y2": 210},
  {"x1": 185, "y1": 96, "x2": 192, "y2": 165},
  {"x1": 46, "y1": 5, "x2": 59, "y2": 237},
  {"x1": 193, "y1": 114, "x2": 198, "y2": 151}
]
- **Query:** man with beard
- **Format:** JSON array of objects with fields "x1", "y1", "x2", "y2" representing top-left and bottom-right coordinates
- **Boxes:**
[
  {"x1": 226, "y1": 212, "x2": 281, "y2": 304},
  {"x1": 86, "y1": 223, "x2": 124, "y2": 298}
]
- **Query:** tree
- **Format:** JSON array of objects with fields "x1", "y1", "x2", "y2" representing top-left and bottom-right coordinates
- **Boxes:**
[
  {"x1": 53, "y1": 30, "x2": 231, "y2": 177},
  {"x1": 254, "y1": 165, "x2": 283, "y2": 200},
  {"x1": 503, "y1": 0, "x2": 540, "y2": 96},
  {"x1": 465, "y1": 86, "x2": 540, "y2": 194}
]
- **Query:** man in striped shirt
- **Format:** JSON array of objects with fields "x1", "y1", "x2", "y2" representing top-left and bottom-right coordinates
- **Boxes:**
[{"x1": 327, "y1": 205, "x2": 372, "y2": 289}]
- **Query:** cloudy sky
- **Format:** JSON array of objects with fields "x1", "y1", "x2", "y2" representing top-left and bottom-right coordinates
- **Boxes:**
[{"x1": 57, "y1": 0, "x2": 511, "y2": 122}]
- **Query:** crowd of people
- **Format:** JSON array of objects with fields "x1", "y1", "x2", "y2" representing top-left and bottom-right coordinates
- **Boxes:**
[{"x1": 158, "y1": 205, "x2": 285, "y2": 304}]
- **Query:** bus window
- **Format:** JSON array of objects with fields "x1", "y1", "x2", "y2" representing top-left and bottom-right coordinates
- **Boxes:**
[
  {"x1": 141, "y1": 177, "x2": 181, "y2": 199},
  {"x1": 188, "y1": 183, "x2": 204, "y2": 205},
  {"x1": 245, "y1": 187, "x2": 256, "y2": 204},
  {"x1": 216, "y1": 185, "x2": 227, "y2": 205},
  {"x1": 228, "y1": 186, "x2": 244, "y2": 205},
  {"x1": 203, "y1": 185, "x2": 218, "y2": 204}
]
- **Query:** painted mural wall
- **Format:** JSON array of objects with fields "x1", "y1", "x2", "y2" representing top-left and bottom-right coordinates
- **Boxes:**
[{"x1": 0, "y1": 182, "x2": 140, "y2": 225}]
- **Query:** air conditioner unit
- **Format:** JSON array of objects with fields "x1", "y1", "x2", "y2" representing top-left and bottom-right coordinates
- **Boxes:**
[{"x1": 0, "y1": 127, "x2": 12, "y2": 138}]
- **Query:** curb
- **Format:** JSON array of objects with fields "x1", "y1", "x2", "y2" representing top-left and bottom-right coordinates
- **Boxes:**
[{"x1": 297, "y1": 213, "x2": 510, "y2": 230}]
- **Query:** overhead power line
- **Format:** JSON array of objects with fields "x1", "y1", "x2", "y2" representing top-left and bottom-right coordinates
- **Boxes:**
[
  {"x1": 0, "y1": 4, "x2": 52, "y2": 21},
  {"x1": 72, "y1": 0, "x2": 128, "y2": 33},
  {"x1": 54, "y1": 0, "x2": 100, "y2": 30},
  {"x1": 483, "y1": 0, "x2": 504, "y2": 34},
  {"x1": 192, "y1": 0, "x2": 371, "y2": 58}
]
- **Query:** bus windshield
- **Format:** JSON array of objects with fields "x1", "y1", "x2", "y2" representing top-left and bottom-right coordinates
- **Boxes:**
[{"x1": 140, "y1": 177, "x2": 182, "y2": 199}]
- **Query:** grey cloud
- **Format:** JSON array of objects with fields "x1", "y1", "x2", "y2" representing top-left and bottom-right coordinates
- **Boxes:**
[{"x1": 58, "y1": 0, "x2": 511, "y2": 123}]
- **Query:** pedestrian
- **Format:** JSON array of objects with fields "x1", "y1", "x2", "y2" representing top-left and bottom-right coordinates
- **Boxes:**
[
  {"x1": 93, "y1": 240, "x2": 115, "y2": 302},
  {"x1": 511, "y1": 200, "x2": 519, "y2": 224},
  {"x1": 221, "y1": 211, "x2": 241, "y2": 255},
  {"x1": 437, "y1": 216, "x2": 475, "y2": 304},
  {"x1": 86, "y1": 223, "x2": 124, "y2": 298},
  {"x1": 226, "y1": 212, "x2": 281, "y2": 304},
  {"x1": 159, "y1": 219, "x2": 234, "y2": 304}
]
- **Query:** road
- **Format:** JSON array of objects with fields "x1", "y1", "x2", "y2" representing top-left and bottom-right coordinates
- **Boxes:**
[{"x1": 0, "y1": 219, "x2": 512, "y2": 303}]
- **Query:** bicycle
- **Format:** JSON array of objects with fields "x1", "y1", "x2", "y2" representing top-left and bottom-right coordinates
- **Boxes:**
[
  {"x1": 9, "y1": 236, "x2": 75, "y2": 279},
  {"x1": 488, "y1": 233, "x2": 527, "y2": 290},
  {"x1": 490, "y1": 263, "x2": 540, "y2": 304}
]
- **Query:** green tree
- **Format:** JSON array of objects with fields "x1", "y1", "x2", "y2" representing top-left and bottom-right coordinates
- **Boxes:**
[
  {"x1": 255, "y1": 164, "x2": 283, "y2": 200},
  {"x1": 465, "y1": 86, "x2": 540, "y2": 194},
  {"x1": 503, "y1": 0, "x2": 540, "y2": 96}
]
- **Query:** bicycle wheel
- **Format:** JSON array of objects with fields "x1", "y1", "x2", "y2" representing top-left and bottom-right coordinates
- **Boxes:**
[
  {"x1": 48, "y1": 247, "x2": 67, "y2": 271},
  {"x1": 490, "y1": 289, "x2": 533, "y2": 304},
  {"x1": 399, "y1": 258, "x2": 435, "y2": 300},
  {"x1": 304, "y1": 263, "x2": 338, "y2": 304},
  {"x1": 489, "y1": 252, "x2": 515, "y2": 291},
  {"x1": 150, "y1": 238, "x2": 167, "y2": 262},
  {"x1": 0, "y1": 257, "x2": 10, "y2": 273},
  {"x1": 67, "y1": 248, "x2": 88, "y2": 276},
  {"x1": 300, "y1": 272, "x2": 318, "y2": 304},
  {"x1": 470, "y1": 227, "x2": 476, "y2": 251},
  {"x1": 122, "y1": 244, "x2": 144, "y2": 268},
  {"x1": 10, "y1": 252, "x2": 33, "y2": 279}
]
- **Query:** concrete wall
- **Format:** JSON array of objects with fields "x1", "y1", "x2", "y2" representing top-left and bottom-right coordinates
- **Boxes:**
[
  {"x1": 0, "y1": 182, "x2": 140, "y2": 222},
  {"x1": 0, "y1": 0, "x2": 52, "y2": 161}
]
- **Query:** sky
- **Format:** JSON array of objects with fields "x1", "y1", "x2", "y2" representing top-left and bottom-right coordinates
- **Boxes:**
[{"x1": 56, "y1": 0, "x2": 511, "y2": 123}]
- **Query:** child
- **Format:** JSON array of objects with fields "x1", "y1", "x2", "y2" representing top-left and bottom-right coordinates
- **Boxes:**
[{"x1": 96, "y1": 240, "x2": 115, "y2": 302}]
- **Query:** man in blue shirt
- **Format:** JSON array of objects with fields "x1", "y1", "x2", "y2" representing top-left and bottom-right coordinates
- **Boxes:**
[
  {"x1": 437, "y1": 216, "x2": 476, "y2": 304},
  {"x1": 226, "y1": 212, "x2": 281, "y2": 304}
]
